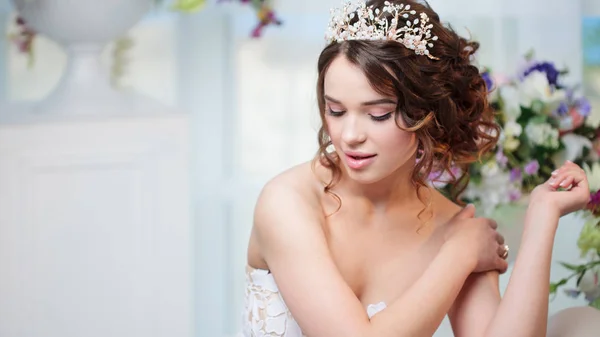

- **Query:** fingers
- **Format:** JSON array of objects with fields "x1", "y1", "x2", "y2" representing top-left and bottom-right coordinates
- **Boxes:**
[
  {"x1": 496, "y1": 258, "x2": 509, "y2": 274},
  {"x1": 495, "y1": 232, "x2": 505, "y2": 245},
  {"x1": 549, "y1": 161, "x2": 588, "y2": 190},
  {"x1": 495, "y1": 242, "x2": 510, "y2": 274},
  {"x1": 454, "y1": 203, "x2": 476, "y2": 220}
]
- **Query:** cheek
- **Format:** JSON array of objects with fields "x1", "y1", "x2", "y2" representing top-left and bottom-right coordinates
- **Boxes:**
[
  {"x1": 325, "y1": 118, "x2": 342, "y2": 142},
  {"x1": 379, "y1": 128, "x2": 418, "y2": 156}
]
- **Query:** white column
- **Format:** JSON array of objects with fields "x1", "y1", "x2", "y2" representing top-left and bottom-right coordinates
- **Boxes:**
[{"x1": 176, "y1": 6, "x2": 234, "y2": 337}]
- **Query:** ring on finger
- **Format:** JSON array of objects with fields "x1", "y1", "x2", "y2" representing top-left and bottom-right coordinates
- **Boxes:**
[{"x1": 500, "y1": 244, "x2": 509, "y2": 260}]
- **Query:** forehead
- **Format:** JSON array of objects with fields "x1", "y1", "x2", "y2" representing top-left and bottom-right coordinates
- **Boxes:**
[{"x1": 323, "y1": 55, "x2": 387, "y2": 103}]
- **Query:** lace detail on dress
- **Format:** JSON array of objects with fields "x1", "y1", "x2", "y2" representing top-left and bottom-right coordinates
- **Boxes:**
[
  {"x1": 240, "y1": 267, "x2": 305, "y2": 337},
  {"x1": 238, "y1": 266, "x2": 388, "y2": 337},
  {"x1": 367, "y1": 301, "x2": 387, "y2": 318}
]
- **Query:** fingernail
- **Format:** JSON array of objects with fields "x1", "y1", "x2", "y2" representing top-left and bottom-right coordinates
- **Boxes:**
[
  {"x1": 549, "y1": 178, "x2": 556, "y2": 185},
  {"x1": 560, "y1": 181, "x2": 568, "y2": 187},
  {"x1": 552, "y1": 170, "x2": 559, "y2": 176}
]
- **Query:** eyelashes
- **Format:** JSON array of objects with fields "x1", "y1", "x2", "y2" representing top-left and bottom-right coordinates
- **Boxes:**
[
  {"x1": 326, "y1": 109, "x2": 393, "y2": 122},
  {"x1": 370, "y1": 112, "x2": 393, "y2": 122},
  {"x1": 326, "y1": 109, "x2": 345, "y2": 117}
]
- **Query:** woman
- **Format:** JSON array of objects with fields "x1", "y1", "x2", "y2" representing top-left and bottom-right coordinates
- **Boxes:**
[{"x1": 239, "y1": 0, "x2": 592, "y2": 336}]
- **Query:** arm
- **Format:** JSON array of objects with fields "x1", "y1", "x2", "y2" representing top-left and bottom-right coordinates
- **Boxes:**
[
  {"x1": 255, "y1": 178, "x2": 478, "y2": 337},
  {"x1": 448, "y1": 202, "x2": 559, "y2": 337}
]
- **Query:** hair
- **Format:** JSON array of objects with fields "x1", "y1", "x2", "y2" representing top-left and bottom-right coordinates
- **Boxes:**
[{"x1": 312, "y1": 0, "x2": 500, "y2": 217}]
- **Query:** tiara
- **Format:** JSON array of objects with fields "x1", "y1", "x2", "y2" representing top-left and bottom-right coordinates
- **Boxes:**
[{"x1": 325, "y1": 1, "x2": 440, "y2": 60}]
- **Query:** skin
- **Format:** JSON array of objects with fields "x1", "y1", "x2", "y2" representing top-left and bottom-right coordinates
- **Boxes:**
[{"x1": 246, "y1": 55, "x2": 590, "y2": 337}]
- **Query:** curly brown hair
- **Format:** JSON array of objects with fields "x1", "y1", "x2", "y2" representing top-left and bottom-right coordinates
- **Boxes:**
[{"x1": 313, "y1": 0, "x2": 499, "y2": 212}]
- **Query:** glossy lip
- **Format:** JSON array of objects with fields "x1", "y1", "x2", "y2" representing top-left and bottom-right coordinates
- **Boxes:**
[
  {"x1": 344, "y1": 151, "x2": 376, "y2": 158},
  {"x1": 343, "y1": 151, "x2": 377, "y2": 170}
]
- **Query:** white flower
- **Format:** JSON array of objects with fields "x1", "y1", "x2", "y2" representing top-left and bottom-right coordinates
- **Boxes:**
[
  {"x1": 499, "y1": 86, "x2": 522, "y2": 120},
  {"x1": 578, "y1": 267, "x2": 600, "y2": 297},
  {"x1": 504, "y1": 120, "x2": 523, "y2": 138},
  {"x1": 499, "y1": 125, "x2": 521, "y2": 152},
  {"x1": 525, "y1": 122, "x2": 559, "y2": 148},
  {"x1": 553, "y1": 133, "x2": 593, "y2": 164},
  {"x1": 481, "y1": 160, "x2": 500, "y2": 177},
  {"x1": 584, "y1": 162, "x2": 600, "y2": 192},
  {"x1": 504, "y1": 137, "x2": 521, "y2": 152},
  {"x1": 518, "y1": 70, "x2": 566, "y2": 113},
  {"x1": 465, "y1": 171, "x2": 518, "y2": 215}
]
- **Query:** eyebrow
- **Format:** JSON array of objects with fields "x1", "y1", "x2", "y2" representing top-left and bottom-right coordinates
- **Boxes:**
[{"x1": 324, "y1": 95, "x2": 397, "y2": 106}]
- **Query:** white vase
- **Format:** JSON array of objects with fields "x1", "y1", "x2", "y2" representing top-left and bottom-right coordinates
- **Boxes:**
[{"x1": 11, "y1": 0, "x2": 163, "y2": 117}]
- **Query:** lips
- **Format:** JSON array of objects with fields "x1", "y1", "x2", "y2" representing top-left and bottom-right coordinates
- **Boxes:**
[
  {"x1": 344, "y1": 152, "x2": 377, "y2": 170},
  {"x1": 347, "y1": 153, "x2": 376, "y2": 160}
]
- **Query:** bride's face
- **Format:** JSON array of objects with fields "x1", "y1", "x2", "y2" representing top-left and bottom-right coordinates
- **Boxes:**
[{"x1": 323, "y1": 55, "x2": 418, "y2": 184}]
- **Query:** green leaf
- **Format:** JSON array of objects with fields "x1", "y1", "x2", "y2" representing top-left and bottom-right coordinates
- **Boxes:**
[
  {"x1": 549, "y1": 279, "x2": 568, "y2": 294},
  {"x1": 591, "y1": 298, "x2": 600, "y2": 310},
  {"x1": 559, "y1": 262, "x2": 586, "y2": 272},
  {"x1": 171, "y1": 0, "x2": 207, "y2": 12},
  {"x1": 524, "y1": 49, "x2": 535, "y2": 61},
  {"x1": 576, "y1": 271, "x2": 586, "y2": 287}
]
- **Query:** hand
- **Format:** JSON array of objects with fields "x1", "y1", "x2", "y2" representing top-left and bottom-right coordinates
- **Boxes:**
[
  {"x1": 443, "y1": 204, "x2": 509, "y2": 274},
  {"x1": 530, "y1": 161, "x2": 590, "y2": 217}
]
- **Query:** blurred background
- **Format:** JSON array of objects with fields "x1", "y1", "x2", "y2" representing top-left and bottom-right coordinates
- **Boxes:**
[{"x1": 0, "y1": 0, "x2": 599, "y2": 336}]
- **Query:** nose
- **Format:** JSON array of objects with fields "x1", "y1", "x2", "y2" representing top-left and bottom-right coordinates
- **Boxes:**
[{"x1": 341, "y1": 114, "x2": 367, "y2": 146}]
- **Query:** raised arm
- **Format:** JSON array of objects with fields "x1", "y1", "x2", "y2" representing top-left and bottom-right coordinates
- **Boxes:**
[
  {"x1": 448, "y1": 161, "x2": 590, "y2": 337},
  {"x1": 255, "y1": 177, "x2": 506, "y2": 337}
]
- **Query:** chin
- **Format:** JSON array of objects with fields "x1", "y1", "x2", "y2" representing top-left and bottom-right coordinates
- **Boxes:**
[{"x1": 344, "y1": 167, "x2": 386, "y2": 185}]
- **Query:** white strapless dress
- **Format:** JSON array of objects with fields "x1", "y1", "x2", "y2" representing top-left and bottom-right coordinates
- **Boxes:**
[{"x1": 237, "y1": 266, "x2": 387, "y2": 337}]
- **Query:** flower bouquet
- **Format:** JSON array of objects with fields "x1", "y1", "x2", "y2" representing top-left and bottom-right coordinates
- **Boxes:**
[
  {"x1": 431, "y1": 52, "x2": 598, "y2": 264},
  {"x1": 459, "y1": 55, "x2": 595, "y2": 213}
]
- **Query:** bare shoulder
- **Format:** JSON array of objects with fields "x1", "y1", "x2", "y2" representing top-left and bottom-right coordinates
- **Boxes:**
[
  {"x1": 431, "y1": 189, "x2": 462, "y2": 227},
  {"x1": 255, "y1": 160, "x2": 323, "y2": 218},
  {"x1": 248, "y1": 160, "x2": 325, "y2": 268}
]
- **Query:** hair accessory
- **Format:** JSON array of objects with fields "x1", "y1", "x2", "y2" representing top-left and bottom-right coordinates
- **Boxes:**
[{"x1": 325, "y1": 1, "x2": 439, "y2": 60}]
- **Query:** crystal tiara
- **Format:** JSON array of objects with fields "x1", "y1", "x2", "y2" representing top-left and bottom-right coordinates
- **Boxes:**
[{"x1": 325, "y1": 1, "x2": 440, "y2": 60}]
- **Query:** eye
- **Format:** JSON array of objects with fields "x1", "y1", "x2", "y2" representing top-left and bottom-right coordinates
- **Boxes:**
[
  {"x1": 327, "y1": 108, "x2": 345, "y2": 117},
  {"x1": 370, "y1": 112, "x2": 393, "y2": 122}
]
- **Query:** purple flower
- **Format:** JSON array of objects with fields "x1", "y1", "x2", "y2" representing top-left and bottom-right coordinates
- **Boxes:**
[
  {"x1": 509, "y1": 189, "x2": 522, "y2": 201},
  {"x1": 555, "y1": 101, "x2": 569, "y2": 116},
  {"x1": 564, "y1": 289, "x2": 582, "y2": 299},
  {"x1": 523, "y1": 62, "x2": 560, "y2": 86},
  {"x1": 495, "y1": 150, "x2": 508, "y2": 167},
  {"x1": 510, "y1": 168, "x2": 522, "y2": 182},
  {"x1": 576, "y1": 97, "x2": 592, "y2": 117},
  {"x1": 481, "y1": 71, "x2": 494, "y2": 93},
  {"x1": 589, "y1": 190, "x2": 600, "y2": 207},
  {"x1": 524, "y1": 160, "x2": 540, "y2": 175},
  {"x1": 428, "y1": 170, "x2": 442, "y2": 181},
  {"x1": 449, "y1": 166, "x2": 462, "y2": 178},
  {"x1": 585, "y1": 292, "x2": 600, "y2": 303}
]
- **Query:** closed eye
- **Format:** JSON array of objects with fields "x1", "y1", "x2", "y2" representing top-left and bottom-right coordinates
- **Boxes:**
[
  {"x1": 327, "y1": 108, "x2": 345, "y2": 117},
  {"x1": 370, "y1": 112, "x2": 393, "y2": 122}
]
